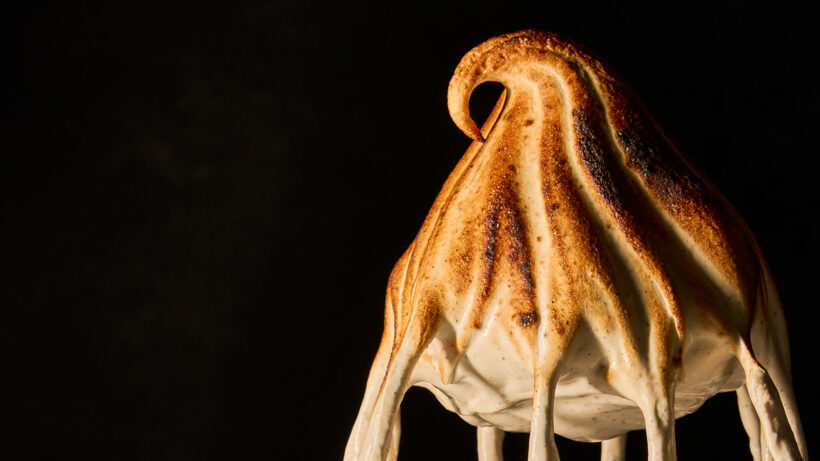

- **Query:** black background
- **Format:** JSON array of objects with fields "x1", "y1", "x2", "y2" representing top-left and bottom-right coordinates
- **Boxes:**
[{"x1": 3, "y1": 1, "x2": 818, "y2": 459}]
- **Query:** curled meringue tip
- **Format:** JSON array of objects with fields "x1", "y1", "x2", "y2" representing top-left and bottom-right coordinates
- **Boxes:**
[
  {"x1": 447, "y1": 30, "x2": 552, "y2": 143},
  {"x1": 447, "y1": 90, "x2": 485, "y2": 142},
  {"x1": 470, "y1": 125, "x2": 486, "y2": 143}
]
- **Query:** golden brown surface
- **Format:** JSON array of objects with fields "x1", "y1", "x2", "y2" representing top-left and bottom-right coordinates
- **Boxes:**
[{"x1": 346, "y1": 30, "x2": 806, "y2": 461}]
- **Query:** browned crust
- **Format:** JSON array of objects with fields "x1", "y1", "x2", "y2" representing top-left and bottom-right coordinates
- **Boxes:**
[{"x1": 388, "y1": 29, "x2": 762, "y2": 378}]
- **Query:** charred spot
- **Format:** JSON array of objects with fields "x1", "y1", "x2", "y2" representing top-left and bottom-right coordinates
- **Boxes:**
[
  {"x1": 483, "y1": 214, "x2": 499, "y2": 263},
  {"x1": 548, "y1": 203, "x2": 559, "y2": 212},
  {"x1": 610, "y1": 98, "x2": 705, "y2": 205},
  {"x1": 524, "y1": 119, "x2": 534, "y2": 126},
  {"x1": 480, "y1": 168, "x2": 539, "y2": 304},
  {"x1": 505, "y1": 209, "x2": 522, "y2": 236},
  {"x1": 501, "y1": 191, "x2": 536, "y2": 298},
  {"x1": 480, "y1": 209, "x2": 500, "y2": 299},
  {"x1": 619, "y1": 125, "x2": 688, "y2": 202},
  {"x1": 483, "y1": 241, "x2": 495, "y2": 263},
  {"x1": 518, "y1": 311, "x2": 538, "y2": 327},
  {"x1": 520, "y1": 258, "x2": 531, "y2": 275},
  {"x1": 572, "y1": 107, "x2": 622, "y2": 212},
  {"x1": 617, "y1": 125, "x2": 660, "y2": 178}
]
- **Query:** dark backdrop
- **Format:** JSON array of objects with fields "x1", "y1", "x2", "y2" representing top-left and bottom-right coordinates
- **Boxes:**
[{"x1": 3, "y1": 1, "x2": 818, "y2": 459}]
